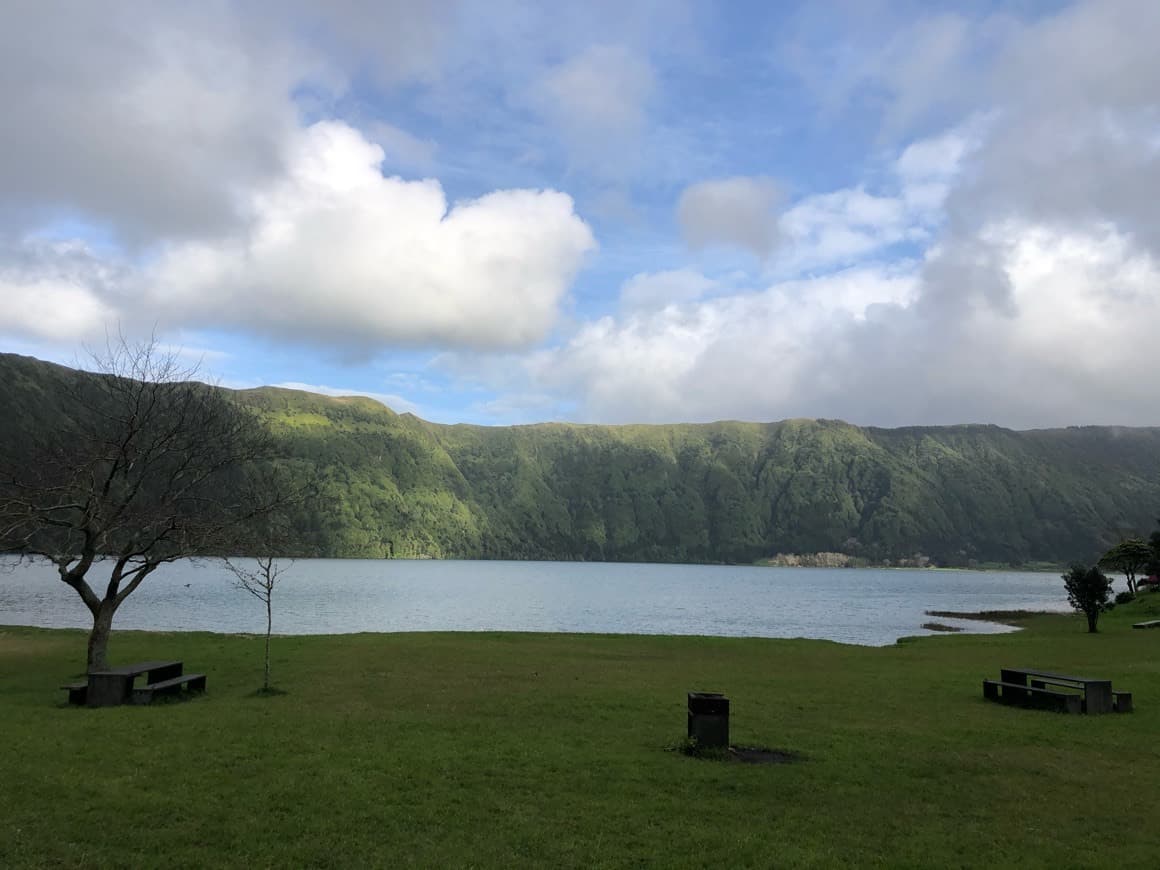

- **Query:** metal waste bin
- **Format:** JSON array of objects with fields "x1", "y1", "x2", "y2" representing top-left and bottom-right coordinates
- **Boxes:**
[{"x1": 688, "y1": 691, "x2": 729, "y2": 748}]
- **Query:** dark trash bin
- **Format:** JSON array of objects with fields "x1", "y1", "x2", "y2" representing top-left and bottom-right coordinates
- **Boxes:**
[{"x1": 688, "y1": 691, "x2": 729, "y2": 748}]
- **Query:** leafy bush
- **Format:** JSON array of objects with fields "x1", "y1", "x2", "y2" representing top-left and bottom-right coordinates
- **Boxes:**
[
  {"x1": 1115, "y1": 590, "x2": 1136, "y2": 606},
  {"x1": 1062, "y1": 563, "x2": 1114, "y2": 633}
]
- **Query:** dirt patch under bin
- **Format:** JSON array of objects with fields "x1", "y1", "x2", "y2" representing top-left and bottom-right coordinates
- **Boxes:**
[{"x1": 727, "y1": 746, "x2": 803, "y2": 764}]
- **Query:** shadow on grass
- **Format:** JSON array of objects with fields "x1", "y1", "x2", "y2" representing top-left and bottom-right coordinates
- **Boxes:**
[
  {"x1": 667, "y1": 738, "x2": 804, "y2": 765},
  {"x1": 247, "y1": 686, "x2": 289, "y2": 698}
]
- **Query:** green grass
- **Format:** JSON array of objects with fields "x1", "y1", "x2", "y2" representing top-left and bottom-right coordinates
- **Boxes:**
[{"x1": 3, "y1": 595, "x2": 1160, "y2": 868}]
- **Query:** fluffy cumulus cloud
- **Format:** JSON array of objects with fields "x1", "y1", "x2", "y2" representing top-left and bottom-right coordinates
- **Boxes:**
[
  {"x1": 506, "y1": 216, "x2": 1159, "y2": 428},
  {"x1": 149, "y1": 122, "x2": 596, "y2": 350},
  {"x1": 0, "y1": 122, "x2": 595, "y2": 352},
  {"x1": 801, "y1": 222, "x2": 1160, "y2": 428},
  {"x1": 518, "y1": 265, "x2": 918, "y2": 423},
  {"x1": 677, "y1": 177, "x2": 782, "y2": 259}
]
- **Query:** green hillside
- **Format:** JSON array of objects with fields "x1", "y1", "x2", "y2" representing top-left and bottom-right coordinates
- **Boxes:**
[{"x1": 2, "y1": 352, "x2": 1158, "y2": 565}]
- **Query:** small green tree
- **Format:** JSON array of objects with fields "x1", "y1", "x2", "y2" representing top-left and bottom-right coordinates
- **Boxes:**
[
  {"x1": 1062, "y1": 563, "x2": 1113, "y2": 633},
  {"x1": 1098, "y1": 538, "x2": 1152, "y2": 595}
]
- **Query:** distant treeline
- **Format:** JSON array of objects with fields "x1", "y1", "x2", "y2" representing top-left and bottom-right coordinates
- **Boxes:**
[{"x1": 3, "y1": 352, "x2": 1159, "y2": 566}]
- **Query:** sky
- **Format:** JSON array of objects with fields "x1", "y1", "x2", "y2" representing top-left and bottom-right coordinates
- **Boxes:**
[{"x1": 1, "y1": 0, "x2": 1158, "y2": 429}]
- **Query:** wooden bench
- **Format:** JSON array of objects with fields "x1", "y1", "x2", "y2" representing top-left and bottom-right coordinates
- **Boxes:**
[
  {"x1": 131, "y1": 673, "x2": 207, "y2": 705},
  {"x1": 983, "y1": 679, "x2": 1082, "y2": 714},
  {"x1": 1001, "y1": 668, "x2": 1113, "y2": 714},
  {"x1": 1113, "y1": 691, "x2": 1133, "y2": 714},
  {"x1": 61, "y1": 681, "x2": 88, "y2": 706},
  {"x1": 1132, "y1": 620, "x2": 1160, "y2": 630}
]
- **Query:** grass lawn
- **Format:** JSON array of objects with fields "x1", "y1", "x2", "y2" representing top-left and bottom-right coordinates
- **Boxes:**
[{"x1": 2, "y1": 594, "x2": 1159, "y2": 868}]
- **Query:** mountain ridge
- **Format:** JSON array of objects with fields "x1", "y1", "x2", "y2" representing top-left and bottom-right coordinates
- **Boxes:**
[{"x1": 2, "y1": 351, "x2": 1158, "y2": 566}]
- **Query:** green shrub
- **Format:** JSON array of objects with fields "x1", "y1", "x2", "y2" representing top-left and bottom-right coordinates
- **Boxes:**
[{"x1": 1062, "y1": 563, "x2": 1114, "y2": 633}]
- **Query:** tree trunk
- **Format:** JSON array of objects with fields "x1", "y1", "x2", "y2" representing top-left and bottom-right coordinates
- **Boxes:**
[
  {"x1": 1086, "y1": 611, "x2": 1099, "y2": 633},
  {"x1": 264, "y1": 597, "x2": 272, "y2": 691},
  {"x1": 87, "y1": 602, "x2": 117, "y2": 671}
]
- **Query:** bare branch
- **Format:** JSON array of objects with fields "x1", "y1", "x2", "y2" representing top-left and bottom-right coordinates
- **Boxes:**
[{"x1": 0, "y1": 334, "x2": 295, "y2": 670}]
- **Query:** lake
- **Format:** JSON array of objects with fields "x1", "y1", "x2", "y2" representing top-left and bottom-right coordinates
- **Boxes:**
[{"x1": 0, "y1": 557, "x2": 1071, "y2": 646}]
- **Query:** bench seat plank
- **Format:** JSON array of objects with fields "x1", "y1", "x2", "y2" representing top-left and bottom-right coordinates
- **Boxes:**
[
  {"x1": 1003, "y1": 668, "x2": 1096, "y2": 684},
  {"x1": 143, "y1": 673, "x2": 206, "y2": 693},
  {"x1": 130, "y1": 673, "x2": 207, "y2": 705},
  {"x1": 983, "y1": 679, "x2": 1081, "y2": 714}
]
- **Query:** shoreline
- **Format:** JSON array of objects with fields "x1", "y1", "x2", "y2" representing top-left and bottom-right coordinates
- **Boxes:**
[
  {"x1": 1, "y1": 614, "x2": 1058, "y2": 647},
  {"x1": 923, "y1": 609, "x2": 1054, "y2": 627}
]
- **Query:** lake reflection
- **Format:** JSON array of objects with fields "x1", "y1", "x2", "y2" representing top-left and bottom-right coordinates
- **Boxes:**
[{"x1": 0, "y1": 557, "x2": 1070, "y2": 646}]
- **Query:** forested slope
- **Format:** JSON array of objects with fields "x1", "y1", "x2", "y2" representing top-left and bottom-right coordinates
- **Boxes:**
[{"x1": 3, "y1": 352, "x2": 1158, "y2": 565}]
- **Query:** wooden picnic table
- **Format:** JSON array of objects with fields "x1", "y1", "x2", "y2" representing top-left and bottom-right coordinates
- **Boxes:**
[
  {"x1": 999, "y1": 668, "x2": 1114, "y2": 714},
  {"x1": 85, "y1": 660, "x2": 183, "y2": 707}
]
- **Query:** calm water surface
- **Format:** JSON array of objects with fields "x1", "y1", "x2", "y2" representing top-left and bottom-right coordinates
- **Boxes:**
[{"x1": 0, "y1": 557, "x2": 1069, "y2": 646}]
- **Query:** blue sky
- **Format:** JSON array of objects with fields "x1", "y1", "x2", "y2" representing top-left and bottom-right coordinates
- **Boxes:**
[{"x1": 2, "y1": 0, "x2": 1158, "y2": 427}]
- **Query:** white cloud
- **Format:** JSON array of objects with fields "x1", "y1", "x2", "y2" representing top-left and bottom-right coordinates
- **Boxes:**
[
  {"x1": 895, "y1": 128, "x2": 974, "y2": 185},
  {"x1": 367, "y1": 123, "x2": 438, "y2": 171},
  {"x1": 0, "y1": 4, "x2": 305, "y2": 244},
  {"x1": 491, "y1": 216, "x2": 1160, "y2": 428},
  {"x1": 0, "y1": 239, "x2": 132, "y2": 342},
  {"x1": 274, "y1": 381, "x2": 422, "y2": 416},
  {"x1": 519, "y1": 265, "x2": 918, "y2": 423},
  {"x1": 1, "y1": 122, "x2": 596, "y2": 354},
  {"x1": 0, "y1": 276, "x2": 114, "y2": 343},
  {"x1": 776, "y1": 188, "x2": 917, "y2": 275},
  {"x1": 753, "y1": 128, "x2": 975, "y2": 278},
  {"x1": 148, "y1": 122, "x2": 595, "y2": 351},
  {"x1": 158, "y1": 343, "x2": 233, "y2": 365},
  {"x1": 619, "y1": 269, "x2": 716, "y2": 311},
  {"x1": 677, "y1": 177, "x2": 781, "y2": 258},
  {"x1": 529, "y1": 44, "x2": 655, "y2": 176},
  {"x1": 803, "y1": 221, "x2": 1160, "y2": 428}
]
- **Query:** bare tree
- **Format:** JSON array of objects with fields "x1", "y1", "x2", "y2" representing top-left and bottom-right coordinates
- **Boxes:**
[
  {"x1": 224, "y1": 555, "x2": 290, "y2": 692},
  {"x1": 0, "y1": 336, "x2": 286, "y2": 671}
]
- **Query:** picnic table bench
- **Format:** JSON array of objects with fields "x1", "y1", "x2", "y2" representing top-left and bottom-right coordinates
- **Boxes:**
[
  {"x1": 983, "y1": 678, "x2": 1082, "y2": 714},
  {"x1": 983, "y1": 668, "x2": 1130, "y2": 714},
  {"x1": 63, "y1": 660, "x2": 206, "y2": 707}
]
